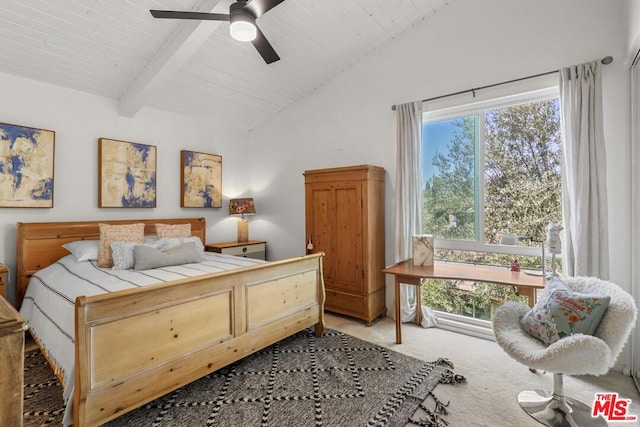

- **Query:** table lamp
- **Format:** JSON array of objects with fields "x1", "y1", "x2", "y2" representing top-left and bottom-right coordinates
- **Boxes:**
[{"x1": 229, "y1": 198, "x2": 256, "y2": 242}]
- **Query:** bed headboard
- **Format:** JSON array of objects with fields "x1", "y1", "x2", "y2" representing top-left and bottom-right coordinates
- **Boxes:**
[{"x1": 15, "y1": 217, "x2": 206, "y2": 309}]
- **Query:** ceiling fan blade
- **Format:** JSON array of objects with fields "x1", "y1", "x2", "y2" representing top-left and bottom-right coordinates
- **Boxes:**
[
  {"x1": 244, "y1": 0, "x2": 285, "y2": 18},
  {"x1": 150, "y1": 10, "x2": 230, "y2": 21},
  {"x1": 251, "y1": 26, "x2": 280, "y2": 64}
]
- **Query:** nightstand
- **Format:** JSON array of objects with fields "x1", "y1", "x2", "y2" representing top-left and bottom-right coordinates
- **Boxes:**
[
  {"x1": 205, "y1": 240, "x2": 267, "y2": 260},
  {"x1": 0, "y1": 264, "x2": 7, "y2": 298}
]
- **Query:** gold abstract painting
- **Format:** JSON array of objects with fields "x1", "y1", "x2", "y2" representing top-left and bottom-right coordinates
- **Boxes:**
[
  {"x1": 99, "y1": 138, "x2": 156, "y2": 208},
  {"x1": 181, "y1": 150, "x2": 222, "y2": 208},
  {"x1": 0, "y1": 122, "x2": 55, "y2": 208}
]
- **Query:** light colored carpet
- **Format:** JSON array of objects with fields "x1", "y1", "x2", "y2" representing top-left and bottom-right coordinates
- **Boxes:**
[{"x1": 326, "y1": 313, "x2": 640, "y2": 427}]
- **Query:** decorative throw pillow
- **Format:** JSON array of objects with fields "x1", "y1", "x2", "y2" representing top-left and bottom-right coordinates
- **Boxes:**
[
  {"x1": 97, "y1": 223, "x2": 145, "y2": 268},
  {"x1": 133, "y1": 242, "x2": 202, "y2": 271},
  {"x1": 110, "y1": 241, "x2": 163, "y2": 270},
  {"x1": 63, "y1": 240, "x2": 100, "y2": 262},
  {"x1": 520, "y1": 277, "x2": 610, "y2": 345},
  {"x1": 155, "y1": 223, "x2": 191, "y2": 239},
  {"x1": 156, "y1": 236, "x2": 205, "y2": 255}
]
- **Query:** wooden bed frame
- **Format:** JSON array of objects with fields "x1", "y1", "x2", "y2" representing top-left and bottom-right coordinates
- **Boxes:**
[{"x1": 16, "y1": 217, "x2": 325, "y2": 426}]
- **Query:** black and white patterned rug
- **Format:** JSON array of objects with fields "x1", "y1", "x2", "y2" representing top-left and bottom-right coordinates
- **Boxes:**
[{"x1": 24, "y1": 328, "x2": 465, "y2": 426}]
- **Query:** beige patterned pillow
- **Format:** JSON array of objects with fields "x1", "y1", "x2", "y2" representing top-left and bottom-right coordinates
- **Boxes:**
[
  {"x1": 155, "y1": 223, "x2": 191, "y2": 239},
  {"x1": 98, "y1": 223, "x2": 145, "y2": 268}
]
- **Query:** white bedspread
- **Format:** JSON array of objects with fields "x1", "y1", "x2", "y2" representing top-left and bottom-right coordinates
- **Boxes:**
[{"x1": 19, "y1": 251, "x2": 265, "y2": 419}]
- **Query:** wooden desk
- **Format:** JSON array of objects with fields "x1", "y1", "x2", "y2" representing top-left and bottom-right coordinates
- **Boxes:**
[{"x1": 382, "y1": 260, "x2": 545, "y2": 344}]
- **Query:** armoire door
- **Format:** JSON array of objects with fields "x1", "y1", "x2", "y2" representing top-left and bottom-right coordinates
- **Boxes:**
[
  {"x1": 306, "y1": 183, "x2": 336, "y2": 286},
  {"x1": 333, "y1": 181, "x2": 363, "y2": 293}
]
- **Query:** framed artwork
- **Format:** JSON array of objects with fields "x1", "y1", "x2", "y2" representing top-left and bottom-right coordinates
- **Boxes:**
[
  {"x1": 98, "y1": 138, "x2": 156, "y2": 208},
  {"x1": 180, "y1": 150, "x2": 222, "y2": 208},
  {"x1": 0, "y1": 122, "x2": 55, "y2": 208}
]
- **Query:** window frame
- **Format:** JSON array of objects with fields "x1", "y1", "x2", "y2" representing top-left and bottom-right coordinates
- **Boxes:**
[{"x1": 422, "y1": 84, "x2": 561, "y2": 259}]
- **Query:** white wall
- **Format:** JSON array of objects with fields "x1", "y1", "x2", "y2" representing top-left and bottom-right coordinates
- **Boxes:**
[
  {"x1": 0, "y1": 72, "x2": 250, "y2": 304},
  {"x1": 248, "y1": 0, "x2": 631, "y2": 358}
]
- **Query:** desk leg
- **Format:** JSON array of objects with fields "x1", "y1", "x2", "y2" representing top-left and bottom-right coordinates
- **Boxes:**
[
  {"x1": 517, "y1": 287, "x2": 535, "y2": 308},
  {"x1": 415, "y1": 281, "x2": 422, "y2": 327},
  {"x1": 395, "y1": 279, "x2": 402, "y2": 344}
]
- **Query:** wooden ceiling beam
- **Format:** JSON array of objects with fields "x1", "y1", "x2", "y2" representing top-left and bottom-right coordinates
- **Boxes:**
[{"x1": 118, "y1": 0, "x2": 224, "y2": 117}]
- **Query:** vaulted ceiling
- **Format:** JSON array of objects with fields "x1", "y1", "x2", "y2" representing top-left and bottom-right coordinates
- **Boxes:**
[{"x1": 0, "y1": 0, "x2": 450, "y2": 130}]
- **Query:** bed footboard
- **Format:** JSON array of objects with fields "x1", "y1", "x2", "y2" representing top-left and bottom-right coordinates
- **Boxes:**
[{"x1": 73, "y1": 253, "x2": 325, "y2": 426}]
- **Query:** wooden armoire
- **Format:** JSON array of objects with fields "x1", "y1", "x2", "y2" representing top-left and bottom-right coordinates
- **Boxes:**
[{"x1": 304, "y1": 165, "x2": 386, "y2": 326}]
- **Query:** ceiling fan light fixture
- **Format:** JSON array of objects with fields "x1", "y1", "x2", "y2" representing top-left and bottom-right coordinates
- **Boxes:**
[
  {"x1": 229, "y1": 3, "x2": 257, "y2": 42},
  {"x1": 150, "y1": 0, "x2": 283, "y2": 63},
  {"x1": 230, "y1": 20, "x2": 256, "y2": 41}
]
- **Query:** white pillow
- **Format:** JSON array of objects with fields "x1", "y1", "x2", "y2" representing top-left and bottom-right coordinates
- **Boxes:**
[
  {"x1": 63, "y1": 240, "x2": 99, "y2": 262},
  {"x1": 110, "y1": 241, "x2": 163, "y2": 270}
]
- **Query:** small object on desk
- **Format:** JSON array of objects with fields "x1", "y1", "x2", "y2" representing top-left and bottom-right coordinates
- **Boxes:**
[
  {"x1": 412, "y1": 235, "x2": 434, "y2": 266},
  {"x1": 510, "y1": 259, "x2": 520, "y2": 272}
]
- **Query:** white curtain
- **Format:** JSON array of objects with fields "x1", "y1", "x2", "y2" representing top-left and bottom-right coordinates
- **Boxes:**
[
  {"x1": 630, "y1": 49, "x2": 640, "y2": 385},
  {"x1": 559, "y1": 61, "x2": 609, "y2": 278},
  {"x1": 393, "y1": 101, "x2": 437, "y2": 327}
]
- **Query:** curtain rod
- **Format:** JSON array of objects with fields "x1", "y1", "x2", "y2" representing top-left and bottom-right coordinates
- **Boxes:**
[{"x1": 391, "y1": 55, "x2": 613, "y2": 111}]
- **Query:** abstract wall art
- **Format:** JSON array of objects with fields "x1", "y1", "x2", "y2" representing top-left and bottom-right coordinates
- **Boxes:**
[
  {"x1": 180, "y1": 150, "x2": 222, "y2": 208},
  {"x1": 0, "y1": 122, "x2": 55, "y2": 208},
  {"x1": 99, "y1": 138, "x2": 156, "y2": 208}
]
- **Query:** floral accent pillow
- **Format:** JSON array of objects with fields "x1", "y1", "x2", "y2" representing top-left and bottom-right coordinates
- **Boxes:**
[
  {"x1": 97, "y1": 223, "x2": 145, "y2": 268},
  {"x1": 520, "y1": 277, "x2": 610, "y2": 345},
  {"x1": 155, "y1": 223, "x2": 191, "y2": 239}
]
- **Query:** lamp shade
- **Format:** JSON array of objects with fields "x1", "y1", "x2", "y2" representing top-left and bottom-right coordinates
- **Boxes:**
[{"x1": 229, "y1": 198, "x2": 256, "y2": 217}]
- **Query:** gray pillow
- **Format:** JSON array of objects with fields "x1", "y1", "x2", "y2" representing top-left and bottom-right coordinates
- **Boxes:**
[
  {"x1": 111, "y1": 241, "x2": 163, "y2": 270},
  {"x1": 133, "y1": 242, "x2": 202, "y2": 271}
]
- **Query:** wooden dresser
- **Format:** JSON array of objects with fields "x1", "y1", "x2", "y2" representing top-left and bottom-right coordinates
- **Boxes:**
[
  {"x1": 304, "y1": 165, "x2": 386, "y2": 326},
  {"x1": 0, "y1": 292, "x2": 27, "y2": 426}
]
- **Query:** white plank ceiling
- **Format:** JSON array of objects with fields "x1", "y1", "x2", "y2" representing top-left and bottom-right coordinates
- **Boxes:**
[{"x1": 0, "y1": 0, "x2": 450, "y2": 130}]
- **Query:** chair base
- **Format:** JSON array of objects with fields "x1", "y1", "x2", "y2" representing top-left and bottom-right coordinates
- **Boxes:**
[{"x1": 518, "y1": 390, "x2": 607, "y2": 427}]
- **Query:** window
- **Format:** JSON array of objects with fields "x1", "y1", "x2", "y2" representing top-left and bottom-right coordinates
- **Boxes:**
[{"x1": 421, "y1": 86, "x2": 563, "y2": 326}]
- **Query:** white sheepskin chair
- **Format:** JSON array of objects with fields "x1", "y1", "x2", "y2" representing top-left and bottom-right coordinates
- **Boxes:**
[{"x1": 492, "y1": 276, "x2": 637, "y2": 426}]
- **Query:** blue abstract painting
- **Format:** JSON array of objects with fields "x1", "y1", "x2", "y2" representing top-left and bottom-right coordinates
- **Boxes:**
[
  {"x1": 181, "y1": 150, "x2": 222, "y2": 208},
  {"x1": 99, "y1": 138, "x2": 156, "y2": 208},
  {"x1": 0, "y1": 122, "x2": 55, "y2": 207}
]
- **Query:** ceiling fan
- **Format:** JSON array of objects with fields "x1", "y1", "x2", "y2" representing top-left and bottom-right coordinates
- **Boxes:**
[{"x1": 150, "y1": 0, "x2": 284, "y2": 64}]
